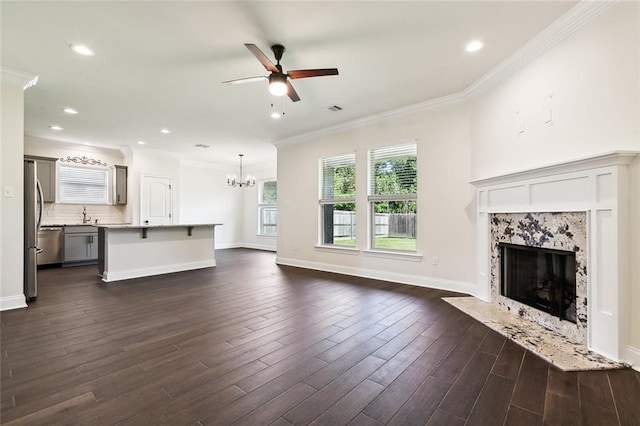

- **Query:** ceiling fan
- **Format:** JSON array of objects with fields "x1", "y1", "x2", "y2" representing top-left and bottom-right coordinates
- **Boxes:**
[{"x1": 223, "y1": 43, "x2": 339, "y2": 102}]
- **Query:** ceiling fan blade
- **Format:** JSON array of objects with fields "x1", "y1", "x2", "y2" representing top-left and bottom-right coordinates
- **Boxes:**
[
  {"x1": 286, "y1": 81, "x2": 301, "y2": 102},
  {"x1": 288, "y1": 68, "x2": 339, "y2": 79},
  {"x1": 222, "y1": 76, "x2": 267, "y2": 85},
  {"x1": 244, "y1": 43, "x2": 278, "y2": 73}
]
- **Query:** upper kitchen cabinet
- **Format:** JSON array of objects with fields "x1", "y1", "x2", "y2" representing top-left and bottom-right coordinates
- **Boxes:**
[
  {"x1": 115, "y1": 165, "x2": 127, "y2": 205},
  {"x1": 25, "y1": 155, "x2": 56, "y2": 202}
]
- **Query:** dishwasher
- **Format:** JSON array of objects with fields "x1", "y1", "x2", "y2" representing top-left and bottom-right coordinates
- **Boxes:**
[{"x1": 38, "y1": 227, "x2": 63, "y2": 265}]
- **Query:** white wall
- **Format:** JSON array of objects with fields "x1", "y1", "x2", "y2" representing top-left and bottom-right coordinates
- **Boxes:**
[
  {"x1": 0, "y1": 82, "x2": 27, "y2": 310},
  {"x1": 179, "y1": 159, "x2": 244, "y2": 248},
  {"x1": 128, "y1": 147, "x2": 182, "y2": 225},
  {"x1": 276, "y1": 104, "x2": 475, "y2": 294},
  {"x1": 469, "y1": 2, "x2": 639, "y2": 180},
  {"x1": 468, "y1": 3, "x2": 640, "y2": 360}
]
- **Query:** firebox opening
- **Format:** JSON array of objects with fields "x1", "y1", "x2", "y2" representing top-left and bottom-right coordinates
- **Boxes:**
[{"x1": 500, "y1": 243, "x2": 577, "y2": 323}]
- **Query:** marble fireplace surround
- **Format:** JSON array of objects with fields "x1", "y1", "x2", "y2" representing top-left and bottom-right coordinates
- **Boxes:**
[
  {"x1": 490, "y1": 211, "x2": 587, "y2": 345},
  {"x1": 470, "y1": 151, "x2": 637, "y2": 364}
]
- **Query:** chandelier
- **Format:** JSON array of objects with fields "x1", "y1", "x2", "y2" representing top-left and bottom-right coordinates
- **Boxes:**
[{"x1": 227, "y1": 154, "x2": 256, "y2": 188}]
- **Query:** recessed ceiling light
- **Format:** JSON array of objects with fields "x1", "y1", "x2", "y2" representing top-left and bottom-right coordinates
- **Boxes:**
[
  {"x1": 49, "y1": 125, "x2": 64, "y2": 131},
  {"x1": 62, "y1": 107, "x2": 78, "y2": 114},
  {"x1": 160, "y1": 128, "x2": 171, "y2": 134},
  {"x1": 465, "y1": 40, "x2": 484, "y2": 53},
  {"x1": 270, "y1": 112, "x2": 281, "y2": 119},
  {"x1": 137, "y1": 141, "x2": 146, "y2": 145},
  {"x1": 69, "y1": 44, "x2": 95, "y2": 56}
]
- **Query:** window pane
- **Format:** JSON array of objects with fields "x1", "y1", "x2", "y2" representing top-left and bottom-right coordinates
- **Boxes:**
[
  {"x1": 260, "y1": 181, "x2": 277, "y2": 204},
  {"x1": 260, "y1": 206, "x2": 277, "y2": 235},
  {"x1": 372, "y1": 200, "x2": 416, "y2": 251},
  {"x1": 322, "y1": 203, "x2": 356, "y2": 246},
  {"x1": 370, "y1": 143, "x2": 417, "y2": 196},
  {"x1": 321, "y1": 154, "x2": 355, "y2": 200}
]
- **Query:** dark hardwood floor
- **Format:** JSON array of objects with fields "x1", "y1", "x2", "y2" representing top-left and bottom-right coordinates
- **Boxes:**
[{"x1": 2, "y1": 248, "x2": 639, "y2": 425}]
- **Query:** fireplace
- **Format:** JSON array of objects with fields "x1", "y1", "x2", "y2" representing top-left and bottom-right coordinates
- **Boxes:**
[
  {"x1": 500, "y1": 243, "x2": 577, "y2": 323},
  {"x1": 471, "y1": 152, "x2": 638, "y2": 363}
]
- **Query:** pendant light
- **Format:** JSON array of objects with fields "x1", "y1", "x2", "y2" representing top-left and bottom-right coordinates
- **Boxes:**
[{"x1": 227, "y1": 154, "x2": 256, "y2": 188}]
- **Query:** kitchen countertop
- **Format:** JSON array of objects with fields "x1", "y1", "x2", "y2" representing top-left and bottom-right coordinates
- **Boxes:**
[
  {"x1": 42, "y1": 223, "x2": 131, "y2": 227},
  {"x1": 99, "y1": 223, "x2": 222, "y2": 229}
]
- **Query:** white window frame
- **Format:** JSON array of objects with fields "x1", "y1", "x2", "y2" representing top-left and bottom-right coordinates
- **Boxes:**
[
  {"x1": 319, "y1": 153, "x2": 357, "y2": 247},
  {"x1": 368, "y1": 142, "x2": 417, "y2": 253},
  {"x1": 258, "y1": 179, "x2": 277, "y2": 236},
  {"x1": 57, "y1": 163, "x2": 111, "y2": 205}
]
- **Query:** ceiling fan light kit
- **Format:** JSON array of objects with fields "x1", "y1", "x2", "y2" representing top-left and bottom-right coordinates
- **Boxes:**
[
  {"x1": 223, "y1": 43, "x2": 339, "y2": 103},
  {"x1": 268, "y1": 73, "x2": 288, "y2": 96}
]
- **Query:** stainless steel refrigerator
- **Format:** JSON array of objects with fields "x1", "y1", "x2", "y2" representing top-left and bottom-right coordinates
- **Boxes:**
[{"x1": 24, "y1": 159, "x2": 43, "y2": 300}]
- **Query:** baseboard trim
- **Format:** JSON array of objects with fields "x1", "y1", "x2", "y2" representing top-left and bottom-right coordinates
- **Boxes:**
[
  {"x1": 102, "y1": 259, "x2": 216, "y2": 282},
  {"x1": 625, "y1": 345, "x2": 640, "y2": 371},
  {"x1": 241, "y1": 243, "x2": 277, "y2": 252},
  {"x1": 215, "y1": 243, "x2": 243, "y2": 250},
  {"x1": 275, "y1": 256, "x2": 476, "y2": 295},
  {"x1": 0, "y1": 295, "x2": 27, "y2": 311}
]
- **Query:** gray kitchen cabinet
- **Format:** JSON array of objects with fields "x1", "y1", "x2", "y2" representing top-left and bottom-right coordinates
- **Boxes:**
[
  {"x1": 64, "y1": 226, "x2": 98, "y2": 264},
  {"x1": 25, "y1": 155, "x2": 56, "y2": 202},
  {"x1": 115, "y1": 165, "x2": 127, "y2": 205}
]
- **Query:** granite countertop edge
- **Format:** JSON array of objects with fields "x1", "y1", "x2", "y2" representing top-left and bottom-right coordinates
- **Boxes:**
[{"x1": 98, "y1": 223, "x2": 223, "y2": 229}]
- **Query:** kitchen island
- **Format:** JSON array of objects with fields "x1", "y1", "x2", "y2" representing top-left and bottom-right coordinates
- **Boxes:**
[{"x1": 97, "y1": 223, "x2": 222, "y2": 282}]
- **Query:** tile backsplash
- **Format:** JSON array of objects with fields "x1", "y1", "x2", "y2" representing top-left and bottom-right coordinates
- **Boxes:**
[{"x1": 42, "y1": 203, "x2": 129, "y2": 225}]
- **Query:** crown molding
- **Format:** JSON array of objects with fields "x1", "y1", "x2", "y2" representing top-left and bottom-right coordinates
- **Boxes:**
[
  {"x1": 1, "y1": 66, "x2": 38, "y2": 90},
  {"x1": 465, "y1": 0, "x2": 618, "y2": 98},
  {"x1": 274, "y1": 0, "x2": 619, "y2": 149},
  {"x1": 274, "y1": 91, "x2": 466, "y2": 148}
]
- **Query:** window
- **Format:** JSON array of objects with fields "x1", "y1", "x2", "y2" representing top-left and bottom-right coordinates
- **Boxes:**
[
  {"x1": 369, "y1": 142, "x2": 417, "y2": 252},
  {"x1": 320, "y1": 153, "x2": 356, "y2": 246},
  {"x1": 58, "y1": 164, "x2": 109, "y2": 204},
  {"x1": 258, "y1": 180, "x2": 277, "y2": 235}
]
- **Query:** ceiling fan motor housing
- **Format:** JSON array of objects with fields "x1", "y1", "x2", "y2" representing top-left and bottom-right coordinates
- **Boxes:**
[{"x1": 271, "y1": 44, "x2": 285, "y2": 63}]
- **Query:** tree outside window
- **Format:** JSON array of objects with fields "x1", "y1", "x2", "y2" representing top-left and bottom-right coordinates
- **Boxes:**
[
  {"x1": 369, "y1": 143, "x2": 417, "y2": 252},
  {"x1": 320, "y1": 154, "x2": 356, "y2": 246}
]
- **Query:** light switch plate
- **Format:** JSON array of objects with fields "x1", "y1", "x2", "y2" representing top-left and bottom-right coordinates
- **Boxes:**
[{"x1": 3, "y1": 186, "x2": 14, "y2": 198}]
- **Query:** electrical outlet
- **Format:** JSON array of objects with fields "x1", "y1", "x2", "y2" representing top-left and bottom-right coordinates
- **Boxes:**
[{"x1": 432, "y1": 256, "x2": 439, "y2": 265}]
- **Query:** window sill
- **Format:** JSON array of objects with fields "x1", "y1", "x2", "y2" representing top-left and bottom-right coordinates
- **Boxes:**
[
  {"x1": 362, "y1": 249, "x2": 423, "y2": 262},
  {"x1": 314, "y1": 245, "x2": 361, "y2": 255},
  {"x1": 256, "y1": 234, "x2": 277, "y2": 237}
]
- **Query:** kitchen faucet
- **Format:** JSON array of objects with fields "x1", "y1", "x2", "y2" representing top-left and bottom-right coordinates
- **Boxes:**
[{"x1": 82, "y1": 206, "x2": 92, "y2": 224}]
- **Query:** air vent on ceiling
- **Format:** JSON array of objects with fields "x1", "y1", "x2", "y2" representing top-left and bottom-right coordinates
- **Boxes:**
[
  {"x1": 194, "y1": 144, "x2": 210, "y2": 148},
  {"x1": 327, "y1": 105, "x2": 343, "y2": 112}
]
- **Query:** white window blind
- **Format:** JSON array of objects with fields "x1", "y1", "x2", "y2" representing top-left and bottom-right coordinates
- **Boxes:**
[
  {"x1": 321, "y1": 153, "x2": 356, "y2": 201},
  {"x1": 58, "y1": 164, "x2": 109, "y2": 204},
  {"x1": 320, "y1": 153, "x2": 356, "y2": 246},
  {"x1": 369, "y1": 142, "x2": 417, "y2": 198}
]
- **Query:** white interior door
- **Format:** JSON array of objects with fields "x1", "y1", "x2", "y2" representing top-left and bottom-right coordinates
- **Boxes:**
[{"x1": 140, "y1": 174, "x2": 173, "y2": 225}]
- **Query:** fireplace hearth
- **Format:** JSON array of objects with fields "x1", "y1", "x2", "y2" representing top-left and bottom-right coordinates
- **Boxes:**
[{"x1": 500, "y1": 243, "x2": 577, "y2": 323}]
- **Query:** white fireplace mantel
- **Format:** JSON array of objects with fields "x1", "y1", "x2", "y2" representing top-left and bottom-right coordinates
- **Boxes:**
[{"x1": 471, "y1": 151, "x2": 638, "y2": 363}]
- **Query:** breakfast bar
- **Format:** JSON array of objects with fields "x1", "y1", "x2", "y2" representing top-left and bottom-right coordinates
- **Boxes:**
[{"x1": 97, "y1": 223, "x2": 222, "y2": 282}]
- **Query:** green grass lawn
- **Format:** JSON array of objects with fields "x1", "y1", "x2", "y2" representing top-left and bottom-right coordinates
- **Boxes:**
[{"x1": 334, "y1": 237, "x2": 416, "y2": 251}]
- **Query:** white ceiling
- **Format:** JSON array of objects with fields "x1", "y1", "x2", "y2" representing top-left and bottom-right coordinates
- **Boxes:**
[{"x1": 2, "y1": 1, "x2": 578, "y2": 167}]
